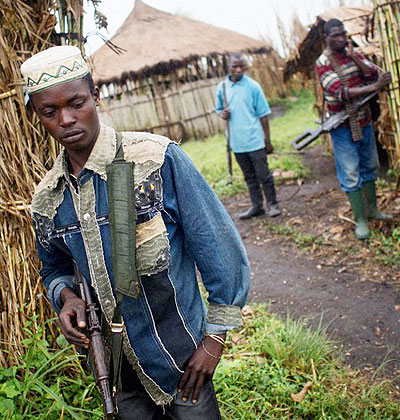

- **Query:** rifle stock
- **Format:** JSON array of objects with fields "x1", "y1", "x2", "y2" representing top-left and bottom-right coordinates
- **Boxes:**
[
  {"x1": 291, "y1": 128, "x2": 323, "y2": 150},
  {"x1": 75, "y1": 264, "x2": 116, "y2": 419}
]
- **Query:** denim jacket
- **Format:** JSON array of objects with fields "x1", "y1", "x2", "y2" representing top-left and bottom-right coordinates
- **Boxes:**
[{"x1": 31, "y1": 124, "x2": 250, "y2": 405}]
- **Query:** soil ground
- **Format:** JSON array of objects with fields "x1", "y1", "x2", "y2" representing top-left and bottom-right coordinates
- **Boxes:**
[{"x1": 223, "y1": 145, "x2": 400, "y2": 379}]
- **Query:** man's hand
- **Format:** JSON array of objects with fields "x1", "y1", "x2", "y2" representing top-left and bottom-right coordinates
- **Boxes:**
[
  {"x1": 265, "y1": 142, "x2": 274, "y2": 154},
  {"x1": 220, "y1": 107, "x2": 231, "y2": 120},
  {"x1": 178, "y1": 334, "x2": 225, "y2": 404},
  {"x1": 346, "y1": 40, "x2": 354, "y2": 57},
  {"x1": 59, "y1": 288, "x2": 89, "y2": 348},
  {"x1": 375, "y1": 72, "x2": 392, "y2": 89}
]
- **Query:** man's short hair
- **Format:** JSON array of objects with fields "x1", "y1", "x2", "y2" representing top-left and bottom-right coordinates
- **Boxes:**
[
  {"x1": 228, "y1": 52, "x2": 246, "y2": 64},
  {"x1": 83, "y1": 73, "x2": 95, "y2": 95},
  {"x1": 323, "y1": 19, "x2": 344, "y2": 36}
]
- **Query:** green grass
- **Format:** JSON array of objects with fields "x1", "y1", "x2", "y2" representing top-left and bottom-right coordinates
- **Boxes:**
[
  {"x1": 371, "y1": 226, "x2": 400, "y2": 266},
  {"x1": 216, "y1": 305, "x2": 400, "y2": 419},
  {"x1": 182, "y1": 90, "x2": 317, "y2": 197},
  {"x1": 2, "y1": 307, "x2": 399, "y2": 419},
  {"x1": 263, "y1": 220, "x2": 325, "y2": 248}
]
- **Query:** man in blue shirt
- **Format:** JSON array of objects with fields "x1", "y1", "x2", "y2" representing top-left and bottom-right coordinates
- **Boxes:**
[
  {"x1": 21, "y1": 46, "x2": 250, "y2": 419},
  {"x1": 216, "y1": 52, "x2": 280, "y2": 219}
]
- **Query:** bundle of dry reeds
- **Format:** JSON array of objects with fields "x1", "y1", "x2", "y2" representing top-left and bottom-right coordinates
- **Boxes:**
[
  {"x1": 0, "y1": 0, "x2": 86, "y2": 367},
  {"x1": 373, "y1": 0, "x2": 400, "y2": 169}
]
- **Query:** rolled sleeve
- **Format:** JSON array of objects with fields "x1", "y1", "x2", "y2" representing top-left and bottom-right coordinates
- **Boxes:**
[
  {"x1": 47, "y1": 275, "x2": 76, "y2": 313},
  {"x1": 205, "y1": 303, "x2": 243, "y2": 333}
]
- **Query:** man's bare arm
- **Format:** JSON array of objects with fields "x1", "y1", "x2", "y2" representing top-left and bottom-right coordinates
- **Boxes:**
[
  {"x1": 260, "y1": 116, "x2": 273, "y2": 153},
  {"x1": 347, "y1": 41, "x2": 375, "y2": 77},
  {"x1": 347, "y1": 72, "x2": 391, "y2": 100}
]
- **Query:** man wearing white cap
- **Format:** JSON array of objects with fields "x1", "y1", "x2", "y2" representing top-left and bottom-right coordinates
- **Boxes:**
[{"x1": 22, "y1": 46, "x2": 250, "y2": 419}]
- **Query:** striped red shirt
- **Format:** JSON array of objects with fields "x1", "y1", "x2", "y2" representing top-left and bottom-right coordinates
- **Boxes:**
[{"x1": 315, "y1": 50, "x2": 379, "y2": 126}]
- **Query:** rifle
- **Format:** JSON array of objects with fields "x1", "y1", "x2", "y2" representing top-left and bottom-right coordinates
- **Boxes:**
[
  {"x1": 291, "y1": 90, "x2": 380, "y2": 151},
  {"x1": 222, "y1": 82, "x2": 233, "y2": 182},
  {"x1": 75, "y1": 264, "x2": 116, "y2": 419}
]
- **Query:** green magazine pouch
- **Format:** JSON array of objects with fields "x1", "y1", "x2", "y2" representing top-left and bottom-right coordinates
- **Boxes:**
[
  {"x1": 106, "y1": 132, "x2": 139, "y2": 299},
  {"x1": 106, "y1": 132, "x2": 139, "y2": 400}
]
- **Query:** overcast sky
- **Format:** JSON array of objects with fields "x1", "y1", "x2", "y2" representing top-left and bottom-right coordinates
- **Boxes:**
[{"x1": 83, "y1": 0, "x2": 368, "y2": 56}]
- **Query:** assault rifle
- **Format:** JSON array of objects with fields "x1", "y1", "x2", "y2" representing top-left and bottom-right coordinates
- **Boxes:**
[
  {"x1": 75, "y1": 264, "x2": 116, "y2": 419},
  {"x1": 291, "y1": 90, "x2": 380, "y2": 151}
]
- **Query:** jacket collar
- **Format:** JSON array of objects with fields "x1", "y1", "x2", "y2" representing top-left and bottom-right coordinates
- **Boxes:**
[{"x1": 45, "y1": 123, "x2": 116, "y2": 190}]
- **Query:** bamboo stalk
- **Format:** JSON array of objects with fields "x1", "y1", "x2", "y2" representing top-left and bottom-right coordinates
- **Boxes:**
[
  {"x1": 373, "y1": 0, "x2": 400, "y2": 170},
  {"x1": 0, "y1": 0, "x2": 86, "y2": 368}
]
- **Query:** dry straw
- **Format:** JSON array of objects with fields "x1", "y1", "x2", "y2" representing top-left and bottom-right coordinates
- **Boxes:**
[{"x1": 0, "y1": 0, "x2": 85, "y2": 367}]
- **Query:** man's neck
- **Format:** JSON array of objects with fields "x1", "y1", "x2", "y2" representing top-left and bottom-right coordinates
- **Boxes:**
[
  {"x1": 328, "y1": 47, "x2": 346, "y2": 56},
  {"x1": 66, "y1": 152, "x2": 86, "y2": 177},
  {"x1": 229, "y1": 75, "x2": 244, "y2": 83}
]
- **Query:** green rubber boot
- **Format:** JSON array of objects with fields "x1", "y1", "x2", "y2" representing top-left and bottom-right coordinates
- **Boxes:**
[
  {"x1": 346, "y1": 190, "x2": 370, "y2": 239},
  {"x1": 362, "y1": 181, "x2": 393, "y2": 221}
]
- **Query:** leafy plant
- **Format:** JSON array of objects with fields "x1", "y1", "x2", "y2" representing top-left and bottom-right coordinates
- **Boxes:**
[
  {"x1": 0, "y1": 319, "x2": 102, "y2": 420},
  {"x1": 214, "y1": 305, "x2": 400, "y2": 419},
  {"x1": 372, "y1": 227, "x2": 400, "y2": 266}
]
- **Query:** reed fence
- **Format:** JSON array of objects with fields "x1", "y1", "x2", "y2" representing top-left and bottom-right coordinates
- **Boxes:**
[
  {"x1": 0, "y1": 0, "x2": 88, "y2": 367},
  {"x1": 373, "y1": 0, "x2": 400, "y2": 170}
]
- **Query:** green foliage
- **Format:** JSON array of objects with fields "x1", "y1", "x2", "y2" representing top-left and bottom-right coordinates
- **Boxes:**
[
  {"x1": 215, "y1": 305, "x2": 400, "y2": 419},
  {"x1": 372, "y1": 226, "x2": 400, "y2": 266},
  {"x1": 2, "y1": 310, "x2": 399, "y2": 419},
  {"x1": 0, "y1": 319, "x2": 102, "y2": 420},
  {"x1": 182, "y1": 90, "x2": 316, "y2": 197}
]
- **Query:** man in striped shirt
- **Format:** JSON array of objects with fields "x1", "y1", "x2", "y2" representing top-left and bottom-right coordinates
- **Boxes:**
[{"x1": 315, "y1": 18, "x2": 392, "y2": 239}]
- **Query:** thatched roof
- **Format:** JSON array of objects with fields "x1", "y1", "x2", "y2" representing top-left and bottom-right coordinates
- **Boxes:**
[
  {"x1": 284, "y1": 5, "x2": 379, "y2": 82},
  {"x1": 91, "y1": 0, "x2": 270, "y2": 86}
]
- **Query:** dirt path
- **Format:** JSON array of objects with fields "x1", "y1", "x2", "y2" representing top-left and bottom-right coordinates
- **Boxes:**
[{"x1": 223, "y1": 146, "x2": 400, "y2": 377}]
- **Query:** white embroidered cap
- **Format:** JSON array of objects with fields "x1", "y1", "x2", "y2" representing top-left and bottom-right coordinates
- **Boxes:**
[{"x1": 21, "y1": 46, "x2": 89, "y2": 94}]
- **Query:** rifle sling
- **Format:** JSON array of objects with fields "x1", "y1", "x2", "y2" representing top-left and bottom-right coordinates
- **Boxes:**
[{"x1": 106, "y1": 132, "x2": 140, "y2": 399}]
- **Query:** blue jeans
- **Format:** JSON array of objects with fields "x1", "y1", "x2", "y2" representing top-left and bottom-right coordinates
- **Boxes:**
[{"x1": 330, "y1": 124, "x2": 379, "y2": 193}]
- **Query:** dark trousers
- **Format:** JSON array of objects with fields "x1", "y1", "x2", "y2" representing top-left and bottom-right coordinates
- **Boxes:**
[
  {"x1": 235, "y1": 148, "x2": 277, "y2": 207},
  {"x1": 116, "y1": 356, "x2": 221, "y2": 420}
]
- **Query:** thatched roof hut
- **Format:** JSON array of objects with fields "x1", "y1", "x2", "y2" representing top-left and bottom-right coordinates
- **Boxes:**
[
  {"x1": 90, "y1": 0, "x2": 282, "y2": 140},
  {"x1": 92, "y1": 0, "x2": 269, "y2": 86},
  {"x1": 284, "y1": 5, "x2": 377, "y2": 82}
]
